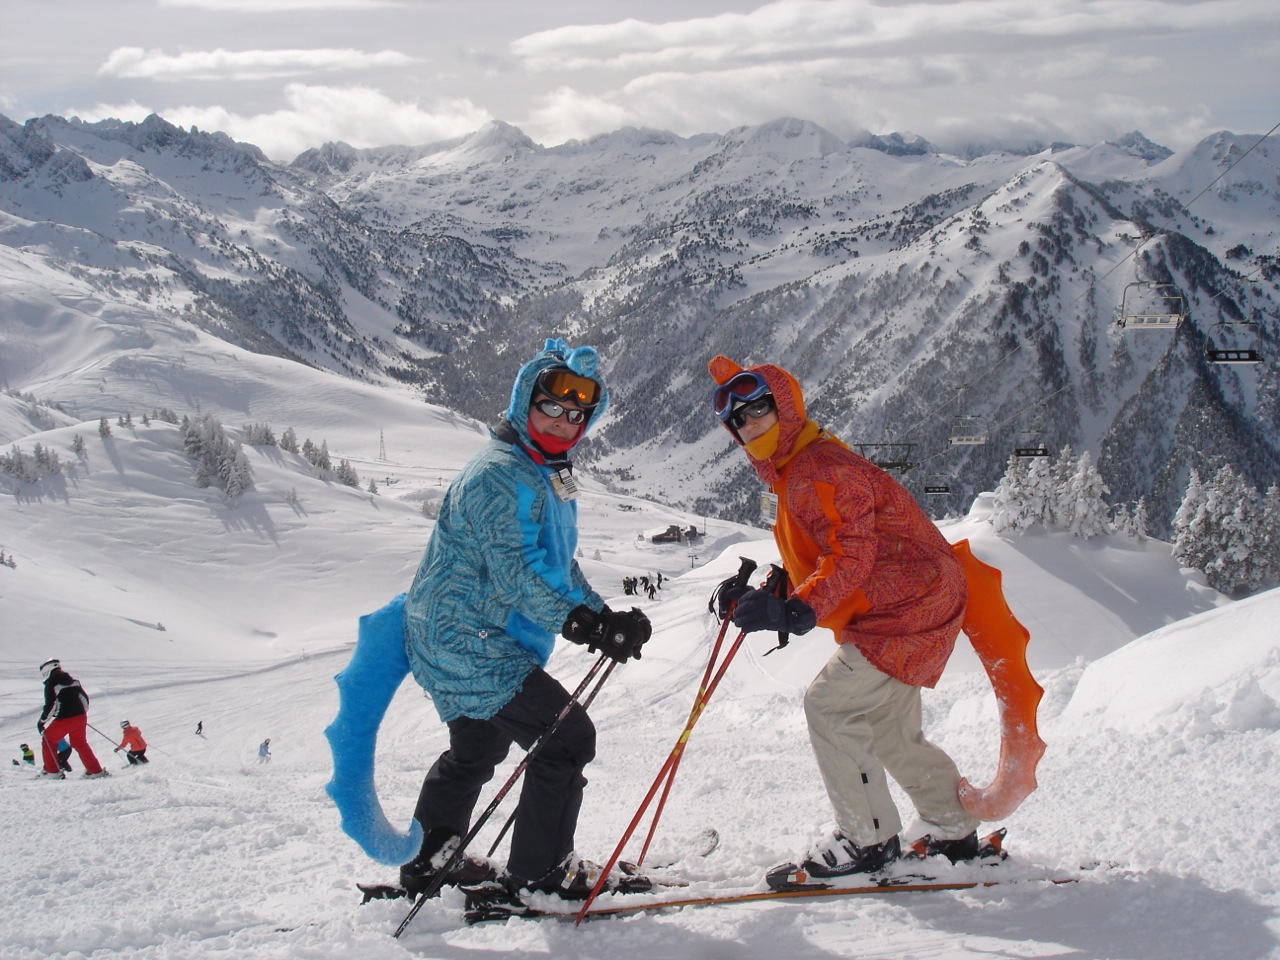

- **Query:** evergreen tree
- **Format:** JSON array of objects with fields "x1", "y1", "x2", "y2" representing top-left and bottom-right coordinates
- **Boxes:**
[
  {"x1": 1023, "y1": 455, "x2": 1056, "y2": 529},
  {"x1": 1064, "y1": 450, "x2": 1110, "y2": 539},
  {"x1": 1130, "y1": 497, "x2": 1150, "y2": 542},
  {"x1": 335, "y1": 459, "x2": 360, "y2": 487},
  {"x1": 243, "y1": 423, "x2": 276, "y2": 446},
  {"x1": 279, "y1": 427, "x2": 299, "y2": 454},
  {"x1": 1047, "y1": 445, "x2": 1076, "y2": 530},
  {"x1": 70, "y1": 434, "x2": 85, "y2": 456},
  {"x1": 98, "y1": 418, "x2": 112, "y2": 438},
  {"x1": 1259, "y1": 485, "x2": 1280, "y2": 588},
  {"x1": 991, "y1": 454, "x2": 1029, "y2": 533},
  {"x1": 1201, "y1": 466, "x2": 1263, "y2": 594},
  {"x1": 1172, "y1": 469, "x2": 1211, "y2": 571}
]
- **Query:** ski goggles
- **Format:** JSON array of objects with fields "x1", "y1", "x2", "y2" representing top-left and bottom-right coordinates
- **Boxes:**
[
  {"x1": 713, "y1": 371, "x2": 771, "y2": 421},
  {"x1": 532, "y1": 398, "x2": 587, "y2": 425},
  {"x1": 725, "y1": 396, "x2": 776, "y2": 430},
  {"x1": 537, "y1": 368, "x2": 601, "y2": 408}
]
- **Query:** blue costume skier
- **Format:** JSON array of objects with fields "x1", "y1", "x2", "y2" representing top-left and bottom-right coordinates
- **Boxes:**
[{"x1": 400, "y1": 338, "x2": 651, "y2": 899}]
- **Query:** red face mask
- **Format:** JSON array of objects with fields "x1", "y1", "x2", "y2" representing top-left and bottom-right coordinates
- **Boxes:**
[{"x1": 527, "y1": 420, "x2": 582, "y2": 455}]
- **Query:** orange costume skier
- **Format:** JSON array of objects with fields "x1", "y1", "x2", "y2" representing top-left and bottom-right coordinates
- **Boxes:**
[{"x1": 709, "y1": 355, "x2": 978, "y2": 883}]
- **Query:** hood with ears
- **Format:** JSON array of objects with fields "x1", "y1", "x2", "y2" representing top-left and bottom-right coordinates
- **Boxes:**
[
  {"x1": 708, "y1": 355, "x2": 809, "y2": 483},
  {"x1": 503, "y1": 338, "x2": 610, "y2": 452}
]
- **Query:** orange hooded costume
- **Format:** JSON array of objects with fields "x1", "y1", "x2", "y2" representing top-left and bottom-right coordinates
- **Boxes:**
[{"x1": 709, "y1": 355, "x2": 965, "y2": 688}]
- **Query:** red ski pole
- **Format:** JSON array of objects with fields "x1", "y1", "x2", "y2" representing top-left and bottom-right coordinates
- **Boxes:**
[
  {"x1": 575, "y1": 625, "x2": 750, "y2": 924},
  {"x1": 633, "y1": 557, "x2": 758, "y2": 868}
]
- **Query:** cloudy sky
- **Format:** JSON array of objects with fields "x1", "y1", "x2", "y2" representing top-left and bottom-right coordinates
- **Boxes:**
[{"x1": 3, "y1": 0, "x2": 1277, "y2": 160}]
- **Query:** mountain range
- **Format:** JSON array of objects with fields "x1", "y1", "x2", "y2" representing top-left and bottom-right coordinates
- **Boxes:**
[{"x1": 2, "y1": 112, "x2": 1276, "y2": 534}]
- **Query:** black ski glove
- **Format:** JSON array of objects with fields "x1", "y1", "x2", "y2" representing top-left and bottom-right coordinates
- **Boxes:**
[
  {"x1": 709, "y1": 578, "x2": 748, "y2": 621},
  {"x1": 732, "y1": 589, "x2": 816, "y2": 636},
  {"x1": 562, "y1": 604, "x2": 604, "y2": 646},
  {"x1": 707, "y1": 556, "x2": 759, "y2": 621},
  {"x1": 562, "y1": 604, "x2": 652, "y2": 663}
]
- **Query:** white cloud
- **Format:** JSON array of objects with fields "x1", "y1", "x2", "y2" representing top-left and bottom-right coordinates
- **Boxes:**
[
  {"x1": 100, "y1": 47, "x2": 416, "y2": 82},
  {"x1": 66, "y1": 100, "x2": 158, "y2": 125},
  {"x1": 511, "y1": 0, "x2": 1276, "y2": 71},
  {"x1": 158, "y1": 0, "x2": 398, "y2": 10},
  {"x1": 506, "y1": 0, "x2": 1279, "y2": 150},
  {"x1": 148, "y1": 84, "x2": 492, "y2": 159}
]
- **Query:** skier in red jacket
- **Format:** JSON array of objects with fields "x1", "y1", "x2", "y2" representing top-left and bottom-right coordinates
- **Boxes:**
[{"x1": 708, "y1": 356, "x2": 977, "y2": 885}]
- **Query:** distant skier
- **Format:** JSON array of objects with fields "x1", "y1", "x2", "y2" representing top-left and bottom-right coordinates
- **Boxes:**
[
  {"x1": 115, "y1": 721, "x2": 149, "y2": 764},
  {"x1": 708, "y1": 356, "x2": 977, "y2": 886},
  {"x1": 258, "y1": 738, "x2": 271, "y2": 763},
  {"x1": 195, "y1": 721, "x2": 204, "y2": 736},
  {"x1": 37, "y1": 659, "x2": 108, "y2": 779}
]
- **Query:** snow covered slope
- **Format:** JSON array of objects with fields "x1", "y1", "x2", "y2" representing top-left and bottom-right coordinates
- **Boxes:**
[{"x1": 3, "y1": 387, "x2": 1278, "y2": 960}]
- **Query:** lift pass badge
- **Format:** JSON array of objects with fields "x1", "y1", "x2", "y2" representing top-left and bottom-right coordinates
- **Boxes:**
[
  {"x1": 550, "y1": 468, "x2": 580, "y2": 502},
  {"x1": 759, "y1": 491, "x2": 779, "y2": 524}
]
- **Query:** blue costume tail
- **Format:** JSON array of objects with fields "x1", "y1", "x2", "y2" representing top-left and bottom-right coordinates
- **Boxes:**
[{"x1": 323, "y1": 593, "x2": 424, "y2": 865}]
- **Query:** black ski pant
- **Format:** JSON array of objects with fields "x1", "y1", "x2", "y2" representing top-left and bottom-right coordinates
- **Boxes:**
[{"x1": 412, "y1": 667, "x2": 596, "y2": 883}]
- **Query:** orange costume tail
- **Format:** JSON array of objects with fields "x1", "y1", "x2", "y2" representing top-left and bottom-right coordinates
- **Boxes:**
[{"x1": 951, "y1": 540, "x2": 1046, "y2": 821}]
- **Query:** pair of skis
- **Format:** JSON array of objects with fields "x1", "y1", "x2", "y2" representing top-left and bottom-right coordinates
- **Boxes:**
[{"x1": 460, "y1": 829, "x2": 1086, "y2": 925}]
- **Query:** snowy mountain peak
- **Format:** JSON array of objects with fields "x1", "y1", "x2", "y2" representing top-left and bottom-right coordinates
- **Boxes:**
[
  {"x1": 1106, "y1": 130, "x2": 1174, "y2": 163},
  {"x1": 718, "y1": 117, "x2": 848, "y2": 159},
  {"x1": 446, "y1": 119, "x2": 539, "y2": 162},
  {"x1": 847, "y1": 129, "x2": 937, "y2": 157}
]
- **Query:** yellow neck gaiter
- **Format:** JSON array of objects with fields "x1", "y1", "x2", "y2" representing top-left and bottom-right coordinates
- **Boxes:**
[{"x1": 743, "y1": 423, "x2": 780, "y2": 460}]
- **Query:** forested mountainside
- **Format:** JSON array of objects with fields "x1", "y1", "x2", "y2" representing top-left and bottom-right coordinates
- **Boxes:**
[{"x1": 2, "y1": 112, "x2": 1276, "y2": 533}]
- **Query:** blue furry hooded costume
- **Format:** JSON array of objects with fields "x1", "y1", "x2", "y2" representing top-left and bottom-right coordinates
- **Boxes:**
[
  {"x1": 324, "y1": 338, "x2": 609, "y2": 865},
  {"x1": 404, "y1": 338, "x2": 609, "y2": 721}
]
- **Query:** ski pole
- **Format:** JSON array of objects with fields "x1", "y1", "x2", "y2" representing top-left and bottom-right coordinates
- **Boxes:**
[
  {"x1": 485, "y1": 654, "x2": 616, "y2": 859},
  {"x1": 634, "y1": 556, "x2": 757, "y2": 868},
  {"x1": 87, "y1": 722, "x2": 132, "y2": 766},
  {"x1": 394, "y1": 653, "x2": 617, "y2": 940},
  {"x1": 575, "y1": 626, "x2": 749, "y2": 925}
]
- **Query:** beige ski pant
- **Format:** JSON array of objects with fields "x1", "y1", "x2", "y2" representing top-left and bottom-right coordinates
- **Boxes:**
[{"x1": 804, "y1": 642, "x2": 977, "y2": 847}]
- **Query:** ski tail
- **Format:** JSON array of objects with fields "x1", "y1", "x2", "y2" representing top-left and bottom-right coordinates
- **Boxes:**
[{"x1": 323, "y1": 593, "x2": 423, "y2": 866}]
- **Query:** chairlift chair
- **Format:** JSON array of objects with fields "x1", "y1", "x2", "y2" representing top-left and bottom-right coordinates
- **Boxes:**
[
  {"x1": 1205, "y1": 320, "x2": 1263, "y2": 364},
  {"x1": 1014, "y1": 430, "x2": 1050, "y2": 458},
  {"x1": 1118, "y1": 281, "x2": 1186, "y2": 330},
  {"x1": 852, "y1": 443, "x2": 916, "y2": 473},
  {"x1": 948, "y1": 415, "x2": 989, "y2": 446},
  {"x1": 924, "y1": 473, "x2": 952, "y2": 496}
]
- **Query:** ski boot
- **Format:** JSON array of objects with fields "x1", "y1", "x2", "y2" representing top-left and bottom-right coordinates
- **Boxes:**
[
  {"x1": 766, "y1": 833, "x2": 901, "y2": 889},
  {"x1": 908, "y1": 827, "x2": 1008, "y2": 863},
  {"x1": 399, "y1": 828, "x2": 497, "y2": 898},
  {"x1": 524, "y1": 852, "x2": 654, "y2": 900}
]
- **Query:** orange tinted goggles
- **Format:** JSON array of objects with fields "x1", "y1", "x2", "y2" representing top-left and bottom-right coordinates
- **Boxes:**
[{"x1": 537, "y1": 368, "x2": 601, "y2": 408}]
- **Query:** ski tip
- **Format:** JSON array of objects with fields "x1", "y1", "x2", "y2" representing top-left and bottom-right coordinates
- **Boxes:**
[{"x1": 356, "y1": 882, "x2": 409, "y2": 904}]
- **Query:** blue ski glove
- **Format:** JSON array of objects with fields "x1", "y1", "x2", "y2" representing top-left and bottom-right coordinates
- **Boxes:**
[{"x1": 732, "y1": 588, "x2": 816, "y2": 636}]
